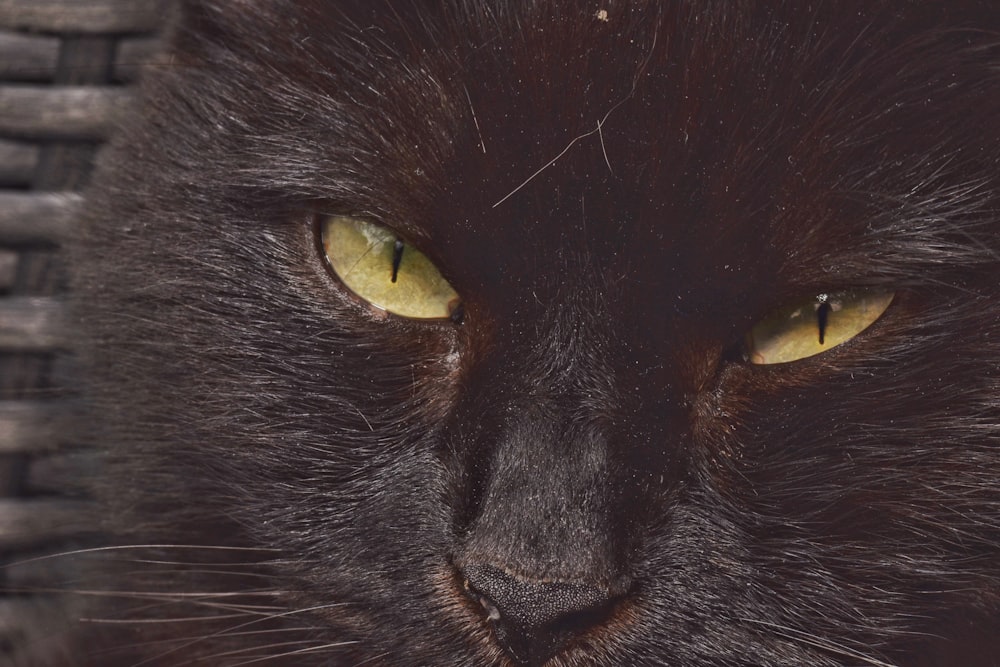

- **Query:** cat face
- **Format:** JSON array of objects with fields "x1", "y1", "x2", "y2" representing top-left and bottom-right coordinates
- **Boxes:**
[{"x1": 73, "y1": 1, "x2": 1000, "y2": 665}]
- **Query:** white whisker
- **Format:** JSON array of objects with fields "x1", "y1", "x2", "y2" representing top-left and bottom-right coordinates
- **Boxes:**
[{"x1": 740, "y1": 617, "x2": 901, "y2": 667}]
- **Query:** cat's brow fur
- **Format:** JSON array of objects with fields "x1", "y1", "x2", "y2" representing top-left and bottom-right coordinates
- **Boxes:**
[{"x1": 58, "y1": 0, "x2": 1000, "y2": 665}]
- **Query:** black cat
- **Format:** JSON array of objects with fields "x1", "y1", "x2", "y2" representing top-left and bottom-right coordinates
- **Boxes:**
[{"x1": 66, "y1": 1, "x2": 1000, "y2": 665}]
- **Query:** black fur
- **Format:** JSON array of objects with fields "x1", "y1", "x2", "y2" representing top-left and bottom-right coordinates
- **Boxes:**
[{"x1": 65, "y1": 1, "x2": 1000, "y2": 665}]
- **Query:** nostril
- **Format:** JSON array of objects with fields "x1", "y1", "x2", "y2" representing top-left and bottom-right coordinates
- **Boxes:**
[
  {"x1": 466, "y1": 579, "x2": 502, "y2": 622},
  {"x1": 461, "y1": 563, "x2": 614, "y2": 664}
]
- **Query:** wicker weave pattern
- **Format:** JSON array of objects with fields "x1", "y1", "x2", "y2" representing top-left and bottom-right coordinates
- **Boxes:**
[{"x1": 0, "y1": 1, "x2": 163, "y2": 662}]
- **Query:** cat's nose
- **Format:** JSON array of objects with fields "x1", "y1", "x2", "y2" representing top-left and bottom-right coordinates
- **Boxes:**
[{"x1": 461, "y1": 563, "x2": 614, "y2": 665}]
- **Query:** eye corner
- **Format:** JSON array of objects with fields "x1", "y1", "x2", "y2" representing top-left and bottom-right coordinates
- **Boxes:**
[
  {"x1": 721, "y1": 337, "x2": 752, "y2": 365},
  {"x1": 448, "y1": 300, "x2": 466, "y2": 325}
]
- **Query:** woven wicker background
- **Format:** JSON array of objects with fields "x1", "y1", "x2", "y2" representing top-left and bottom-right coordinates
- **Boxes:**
[{"x1": 0, "y1": 1, "x2": 164, "y2": 662}]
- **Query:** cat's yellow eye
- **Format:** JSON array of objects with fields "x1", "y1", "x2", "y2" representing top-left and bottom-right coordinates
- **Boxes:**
[
  {"x1": 321, "y1": 216, "x2": 460, "y2": 319},
  {"x1": 746, "y1": 289, "x2": 894, "y2": 365}
]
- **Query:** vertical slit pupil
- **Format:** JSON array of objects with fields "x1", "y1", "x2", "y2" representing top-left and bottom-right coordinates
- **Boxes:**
[
  {"x1": 816, "y1": 302, "x2": 831, "y2": 345},
  {"x1": 391, "y1": 239, "x2": 405, "y2": 283}
]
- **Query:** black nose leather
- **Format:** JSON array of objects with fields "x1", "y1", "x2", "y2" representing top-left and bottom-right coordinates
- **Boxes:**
[{"x1": 462, "y1": 563, "x2": 613, "y2": 665}]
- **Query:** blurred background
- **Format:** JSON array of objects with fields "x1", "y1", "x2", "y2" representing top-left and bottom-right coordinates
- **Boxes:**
[{"x1": 0, "y1": 2, "x2": 165, "y2": 662}]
